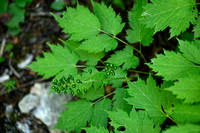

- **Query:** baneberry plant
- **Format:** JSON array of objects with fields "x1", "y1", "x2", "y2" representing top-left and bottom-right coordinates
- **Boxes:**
[{"x1": 29, "y1": 0, "x2": 200, "y2": 132}]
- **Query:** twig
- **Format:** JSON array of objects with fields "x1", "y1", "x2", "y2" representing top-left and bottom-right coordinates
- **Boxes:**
[
  {"x1": 0, "y1": 78, "x2": 46, "y2": 96},
  {"x1": 9, "y1": 60, "x2": 21, "y2": 78},
  {"x1": 0, "y1": 38, "x2": 6, "y2": 56},
  {"x1": 30, "y1": 12, "x2": 62, "y2": 18}
]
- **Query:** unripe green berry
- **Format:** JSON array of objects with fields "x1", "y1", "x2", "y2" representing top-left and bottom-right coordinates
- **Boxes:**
[
  {"x1": 57, "y1": 90, "x2": 61, "y2": 93},
  {"x1": 88, "y1": 69, "x2": 92, "y2": 74},
  {"x1": 113, "y1": 66, "x2": 117, "y2": 70},
  {"x1": 76, "y1": 79, "x2": 81, "y2": 83},
  {"x1": 112, "y1": 72, "x2": 115, "y2": 76},
  {"x1": 110, "y1": 70, "x2": 114, "y2": 73},
  {"x1": 77, "y1": 89, "x2": 80, "y2": 93},
  {"x1": 106, "y1": 72, "x2": 110, "y2": 76},
  {"x1": 84, "y1": 89, "x2": 87, "y2": 93},
  {"x1": 110, "y1": 63, "x2": 113, "y2": 67},
  {"x1": 105, "y1": 67, "x2": 109, "y2": 71},
  {"x1": 72, "y1": 84, "x2": 76, "y2": 88},
  {"x1": 105, "y1": 63, "x2": 110, "y2": 67},
  {"x1": 71, "y1": 91, "x2": 74, "y2": 95}
]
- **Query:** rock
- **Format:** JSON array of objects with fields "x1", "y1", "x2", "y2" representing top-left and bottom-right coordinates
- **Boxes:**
[
  {"x1": 18, "y1": 82, "x2": 72, "y2": 132},
  {"x1": 18, "y1": 94, "x2": 39, "y2": 113}
]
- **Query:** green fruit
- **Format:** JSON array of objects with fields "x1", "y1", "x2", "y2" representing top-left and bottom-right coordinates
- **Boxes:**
[
  {"x1": 51, "y1": 86, "x2": 56, "y2": 89},
  {"x1": 72, "y1": 84, "x2": 76, "y2": 88},
  {"x1": 84, "y1": 89, "x2": 87, "y2": 93},
  {"x1": 71, "y1": 91, "x2": 74, "y2": 95},
  {"x1": 113, "y1": 66, "x2": 117, "y2": 70},
  {"x1": 76, "y1": 79, "x2": 81, "y2": 83},
  {"x1": 112, "y1": 72, "x2": 115, "y2": 76},
  {"x1": 57, "y1": 90, "x2": 61, "y2": 93},
  {"x1": 77, "y1": 89, "x2": 80, "y2": 93},
  {"x1": 106, "y1": 72, "x2": 110, "y2": 76},
  {"x1": 110, "y1": 70, "x2": 114, "y2": 73},
  {"x1": 105, "y1": 67, "x2": 109, "y2": 71},
  {"x1": 88, "y1": 69, "x2": 92, "y2": 74},
  {"x1": 106, "y1": 63, "x2": 110, "y2": 67},
  {"x1": 110, "y1": 63, "x2": 113, "y2": 67}
]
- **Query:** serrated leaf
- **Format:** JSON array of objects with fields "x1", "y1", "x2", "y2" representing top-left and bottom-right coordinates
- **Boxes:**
[
  {"x1": 147, "y1": 50, "x2": 200, "y2": 81},
  {"x1": 126, "y1": 76, "x2": 168, "y2": 124},
  {"x1": 84, "y1": 126, "x2": 109, "y2": 133},
  {"x1": 78, "y1": 34, "x2": 118, "y2": 53},
  {"x1": 107, "y1": 67, "x2": 127, "y2": 88},
  {"x1": 142, "y1": 0, "x2": 198, "y2": 38},
  {"x1": 193, "y1": 16, "x2": 200, "y2": 38},
  {"x1": 52, "y1": 4, "x2": 101, "y2": 41},
  {"x1": 90, "y1": 98, "x2": 112, "y2": 128},
  {"x1": 126, "y1": 0, "x2": 154, "y2": 46},
  {"x1": 73, "y1": 67, "x2": 106, "y2": 95},
  {"x1": 63, "y1": 40, "x2": 105, "y2": 65},
  {"x1": 107, "y1": 109, "x2": 161, "y2": 133},
  {"x1": 167, "y1": 75, "x2": 200, "y2": 103},
  {"x1": 112, "y1": 88, "x2": 132, "y2": 113},
  {"x1": 163, "y1": 124, "x2": 200, "y2": 133},
  {"x1": 178, "y1": 39, "x2": 200, "y2": 65},
  {"x1": 78, "y1": 87, "x2": 104, "y2": 101},
  {"x1": 169, "y1": 103, "x2": 200, "y2": 124},
  {"x1": 107, "y1": 45, "x2": 139, "y2": 70},
  {"x1": 29, "y1": 43, "x2": 79, "y2": 79},
  {"x1": 92, "y1": 0, "x2": 125, "y2": 35},
  {"x1": 54, "y1": 100, "x2": 93, "y2": 132}
]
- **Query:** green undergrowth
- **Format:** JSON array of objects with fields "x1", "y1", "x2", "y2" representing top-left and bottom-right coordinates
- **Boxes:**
[{"x1": 29, "y1": 0, "x2": 200, "y2": 132}]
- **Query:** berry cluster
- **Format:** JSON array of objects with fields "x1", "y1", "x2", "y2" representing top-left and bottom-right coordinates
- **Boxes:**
[
  {"x1": 51, "y1": 75, "x2": 82, "y2": 95},
  {"x1": 105, "y1": 63, "x2": 117, "y2": 76}
]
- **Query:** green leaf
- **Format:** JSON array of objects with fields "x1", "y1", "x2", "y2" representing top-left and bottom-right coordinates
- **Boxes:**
[
  {"x1": 126, "y1": 76, "x2": 168, "y2": 124},
  {"x1": 29, "y1": 43, "x2": 79, "y2": 79},
  {"x1": 112, "y1": 88, "x2": 132, "y2": 113},
  {"x1": 6, "y1": 3, "x2": 25, "y2": 28},
  {"x1": 50, "y1": 0, "x2": 65, "y2": 11},
  {"x1": 142, "y1": 0, "x2": 198, "y2": 38},
  {"x1": 107, "y1": 109, "x2": 161, "y2": 133},
  {"x1": 90, "y1": 98, "x2": 112, "y2": 128},
  {"x1": 92, "y1": 0, "x2": 125, "y2": 35},
  {"x1": 52, "y1": 4, "x2": 101, "y2": 41},
  {"x1": 2, "y1": 79, "x2": 17, "y2": 92},
  {"x1": 167, "y1": 75, "x2": 200, "y2": 103},
  {"x1": 169, "y1": 103, "x2": 200, "y2": 124},
  {"x1": 178, "y1": 39, "x2": 200, "y2": 65},
  {"x1": 0, "y1": 0, "x2": 7, "y2": 13},
  {"x1": 126, "y1": 0, "x2": 154, "y2": 46},
  {"x1": 163, "y1": 124, "x2": 200, "y2": 133},
  {"x1": 107, "y1": 45, "x2": 139, "y2": 70},
  {"x1": 84, "y1": 126, "x2": 109, "y2": 133},
  {"x1": 193, "y1": 16, "x2": 200, "y2": 39},
  {"x1": 147, "y1": 50, "x2": 200, "y2": 81},
  {"x1": 107, "y1": 67, "x2": 127, "y2": 88},
  {"x1": 78, "y1": 34, "x2": 118, "y2": 53},
  {"x1": 78, "y1": 87, "x2": 105, "y2": 101},
  {"x1": 63, "y1": 40, "x2": 105, "y2": 66},
  {"x1": 54, "y1": 100, "x2": 93, "y2": 132}
]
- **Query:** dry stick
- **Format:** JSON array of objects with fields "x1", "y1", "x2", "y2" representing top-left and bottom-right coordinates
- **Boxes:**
[
  {"x1": 9, "y1": 60, "x2": 21, "y2": 78},
  {"x1": 0, "y1": 38, "x2": 6, "y2": 56},
  {"x1": 0, "y1": 78, "x2": 46, "y2": 96}
]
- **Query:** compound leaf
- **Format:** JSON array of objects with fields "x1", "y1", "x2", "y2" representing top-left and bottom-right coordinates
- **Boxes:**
[
  {"x1": 193, "y1": 16, "x2": 200, "y2": 39},
  {"x1": 163, "y1": 124, "x2": 200, "y2": 133},
  {"x1": 29, "y1": 43, "x2": 79, "y2": 79},
  {"x1": 84, "y1": 126, "x2": 109, "y2": 133},
  {"x1": 107, "y1": 45, "x2": 139, "y2": 70},
  {"x1": 63, "y1": 40, "x2": 105, "y2": 66},
  {"x1": 112, "y1": 88, "x2": 132, "y2": 113},
  {"x1": 92, "y1": 0, "x2": 125, "y2": 35},
  {"x1": 54, "y1": 100, "x2": 93, "y2": 132},
  {"x1": 147, "y1": 50, "x2": 200, "y2": 81},
  {"x1": 90, "y1": 98, "x2": 112, "y2": 128},
  {"x1": 167, "y1": 75, "x2": 200, "y2": 103},
  {"x1": 107, "y1": 109, "x2": 160, "y2": 133},
  {"x1": 169, "y1": 103, "x2": 200, "y2": 124},
  {"x1": 142, "y1": 0, "x2": 198, "y2": 38},
  {"x1": 78, "y1": 34, "x2": 118, "y2": 53},
  {"x1": 126, "y1": 76, "x2": 169, "y2": 124},
  {"x1": 126, "y1": 0, "x2": 154, "y2": 46},
  {"x1": 52, "y1": 4, "x2": 101, "y2": 41}
]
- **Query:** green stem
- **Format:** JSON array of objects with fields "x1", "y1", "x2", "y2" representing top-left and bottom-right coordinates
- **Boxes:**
[
  {"x1": 128, "y1": 70, "x2": 149, "y2": 75},
  {"x1": 100, "y1": 30, "x2": 147, "y2": 63},
  {"x1": 92, "y1": 91, "x2": 115, "y2": 105}
]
